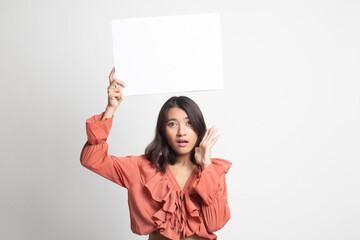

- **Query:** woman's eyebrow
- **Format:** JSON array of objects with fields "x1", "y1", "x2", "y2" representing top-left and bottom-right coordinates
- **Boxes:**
[{"x1": 166, "y1": 117, "x2": 189, "y2": 122}]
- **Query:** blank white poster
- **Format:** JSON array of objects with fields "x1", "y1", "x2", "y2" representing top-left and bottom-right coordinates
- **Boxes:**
[{"x1": 111, "y1": 13, "x2": 224, "y2": 96}]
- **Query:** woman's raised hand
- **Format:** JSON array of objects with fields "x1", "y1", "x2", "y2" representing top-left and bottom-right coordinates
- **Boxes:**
[
  {"x1": 194, "y1": 126, "x2": 220, "y2": 170},
  {"x1": 107, "y1": 67, "x2": 126, "y2": 109}
]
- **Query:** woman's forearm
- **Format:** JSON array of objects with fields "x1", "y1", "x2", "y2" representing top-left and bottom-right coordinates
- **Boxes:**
[{"x1": 101, "y1": 106, "x2": 116, "y2": 120}]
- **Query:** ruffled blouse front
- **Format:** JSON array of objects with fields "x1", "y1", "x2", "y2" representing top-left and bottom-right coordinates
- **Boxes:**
[{"x1": 80, "y1": 112, "x2": 232, "y2": 240}]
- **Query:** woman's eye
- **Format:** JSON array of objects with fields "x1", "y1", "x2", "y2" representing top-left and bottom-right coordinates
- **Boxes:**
[
  {"x1": 187, "y1": 121, "x2": 191, "y2": 125},
  {"x1": 168, "y1": 122, "x2": 176, "y2": 127}
]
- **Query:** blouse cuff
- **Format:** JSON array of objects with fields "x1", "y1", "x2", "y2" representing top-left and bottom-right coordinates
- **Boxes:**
[
  {"x1": 85, "y1": 112, "x2": 114, "y2": 145},
  {"x1": 193, "y1": 163, "x2": 220, "y2": 206}
]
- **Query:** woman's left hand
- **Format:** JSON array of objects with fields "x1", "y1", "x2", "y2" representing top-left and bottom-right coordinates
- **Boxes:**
[{"x1": 194, "y1": 126, "x2": 220, "y2": 170}]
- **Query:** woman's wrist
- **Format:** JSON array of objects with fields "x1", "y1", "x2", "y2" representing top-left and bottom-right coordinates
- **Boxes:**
[
  {"x1": 101, "y1": 106, "x2": 117, "y2": 120},
  {"x1": 200, "y1": 161, "x2": 211, "y2": 171}
]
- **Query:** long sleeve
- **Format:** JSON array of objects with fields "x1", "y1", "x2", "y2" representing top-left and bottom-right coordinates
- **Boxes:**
[
  {"x1": 80, "y1": 112, "x2": 140, "y2": 190},
  {"x1": 193, "y1": 158, "x2": 232, "y2": 233}
]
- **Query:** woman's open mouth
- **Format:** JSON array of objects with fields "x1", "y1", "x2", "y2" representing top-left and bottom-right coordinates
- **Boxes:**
[{"x1": 176, "y1": 139, "x2": 188, "y2": 147}]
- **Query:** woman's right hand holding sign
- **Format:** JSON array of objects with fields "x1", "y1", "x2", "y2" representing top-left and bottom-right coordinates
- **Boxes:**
[{"x1": 101, "y1": 67, "x2": 126, "y2": 120}]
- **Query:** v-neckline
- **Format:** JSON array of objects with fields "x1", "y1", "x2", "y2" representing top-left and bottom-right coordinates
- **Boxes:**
[{"x1": 166, "y1": 165, "x2": 199, "y2": 192}]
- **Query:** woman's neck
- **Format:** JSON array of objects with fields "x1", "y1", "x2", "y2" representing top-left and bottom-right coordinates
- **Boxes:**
[{"x1": 175, "y1": 154, "x2": 193, "y2": 167}]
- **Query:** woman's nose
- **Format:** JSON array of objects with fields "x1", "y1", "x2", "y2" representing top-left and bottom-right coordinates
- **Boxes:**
[{"x1": 177, "y1": 124, "x2": 186, "y2": 136}]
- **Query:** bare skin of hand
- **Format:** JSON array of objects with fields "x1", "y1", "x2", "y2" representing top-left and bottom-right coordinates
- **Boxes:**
[
  {"x1": 107, "y1": 67, "x2": 126, "y2": 109},
  {"x1": 101, "y1": 67, "x2": 126, "y2": 120},
  {"x1": 194, "y1": 126, "x2": 220, "y2": 170}
]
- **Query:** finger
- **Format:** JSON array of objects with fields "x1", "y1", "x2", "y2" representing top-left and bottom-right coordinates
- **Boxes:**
[
  {"x1": 115, "y1": 94, "x2": 123, "y2": 101},
  {"x1": 208, "y1": 133, "x2": 220, "y2": 149},
  {"x1": 109, "y1": 67, "x2": 115, "y2": 84},
  {"x1": 206, "y1": 127, "x2": 219, "y2": 148},
  {"x1": 201, "y1": 126, "x2": 214, "y2": 146},
  {"x1": 109, "y1": 87, "x2": 122, "y2": 95},
  {"x1": 110, "y1": 79, "x2": 126, "y2": 88},
  {"x1": 113, "y1": 90, "x2": 123, "y2": 100},
  {"x1": 200, "y1": 127, "x2": 211, "y2": 145},
  {"x1": 202, "y1": 126, "x2": 217, "y2": 146},
  {"x1": 208, "y1": 127, "x2": 219, "y2": 142},
  {"x1": 108, "y1": 86, "x2": 123, "y2": 100},
  {"x1": 112, "y1": 87, "x2": 121, "y2": 93}
]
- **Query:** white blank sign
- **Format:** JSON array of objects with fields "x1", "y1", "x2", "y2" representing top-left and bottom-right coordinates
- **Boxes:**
[{"x1": 111, "y1": 13, "x2": 224, "y2": 96}]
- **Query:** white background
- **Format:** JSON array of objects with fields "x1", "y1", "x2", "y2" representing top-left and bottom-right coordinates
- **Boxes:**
[{"x1": 0, "y1": 0, "x2": 359, "y2": 240}]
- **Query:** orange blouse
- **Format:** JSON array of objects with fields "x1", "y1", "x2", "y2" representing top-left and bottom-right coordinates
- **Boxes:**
[{"x1": 80, "y1": 112, "x2": 232, "y2": 240}]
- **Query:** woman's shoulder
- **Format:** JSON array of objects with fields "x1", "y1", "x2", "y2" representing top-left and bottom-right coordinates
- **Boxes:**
[
  {"x1": 125, "y1": 154, "x2": 154, "y2": 167},
  {"x1": 132, "y1": 154, "x2": 160, "y2": 176},
  {"x1": 209, "y1": 157, "x2": 232, "y2": 175}
]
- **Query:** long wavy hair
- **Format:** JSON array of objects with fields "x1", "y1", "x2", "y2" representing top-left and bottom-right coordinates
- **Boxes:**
[{"x1": 145, "y1": 96, "x2": 207, "y2": 172}]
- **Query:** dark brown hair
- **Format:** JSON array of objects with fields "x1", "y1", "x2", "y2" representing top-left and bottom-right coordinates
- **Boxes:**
[{"x1": 145, "y1": 96, "x2": 207, "y2": 172}]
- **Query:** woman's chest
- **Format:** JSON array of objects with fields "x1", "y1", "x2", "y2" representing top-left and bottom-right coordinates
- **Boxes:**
[{"x1": 167, "y1": 164, "x2": 198, "y2": 191}]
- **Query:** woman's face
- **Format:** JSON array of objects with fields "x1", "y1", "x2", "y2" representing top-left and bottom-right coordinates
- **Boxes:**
[{"x1": 165, "y1": 107, "x2": 198, "y2": 159}]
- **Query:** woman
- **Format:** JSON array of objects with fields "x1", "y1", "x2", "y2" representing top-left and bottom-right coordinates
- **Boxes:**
[{"x1": 80, "y1": 68, "x2": 231, "y2": 240}]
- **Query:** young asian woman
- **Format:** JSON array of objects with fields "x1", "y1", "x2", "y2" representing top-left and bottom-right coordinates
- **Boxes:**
[{"x1": 80, "y1": 67, "x2": 231, "y2": 240}]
